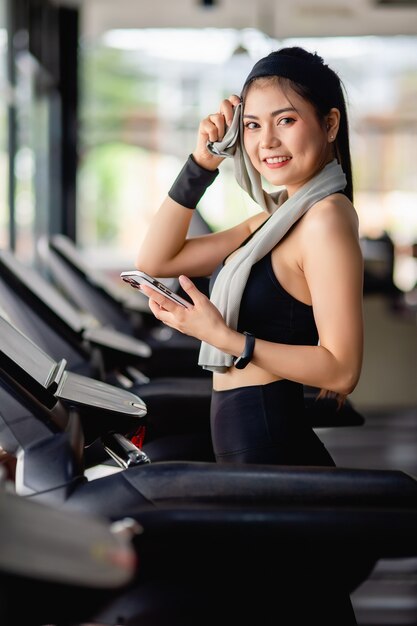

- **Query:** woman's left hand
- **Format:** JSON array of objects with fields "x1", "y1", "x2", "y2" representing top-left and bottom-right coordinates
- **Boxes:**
[{"x1": 139, "y1": 275, "x2": 227, "y2": 345}]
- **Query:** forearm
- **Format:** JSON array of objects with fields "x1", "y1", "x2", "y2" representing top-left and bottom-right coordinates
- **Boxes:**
[
  {"x1": 136, "y1": 154, "x2": 220, "y2": 277},
  {"x1": 253, "y1": 340, "x2": 359, "y2": 395},
  {"x1": 215, "y1": 329, "x2": 360, "y2": 396},
  {"x1": 136, "y1": 96, "x2": 238, "y2": 277},
  {"x1": 136, "y1": 196, "x2": 194, "y2": 277}
]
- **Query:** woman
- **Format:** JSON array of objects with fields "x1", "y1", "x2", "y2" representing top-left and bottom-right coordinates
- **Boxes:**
[{"x1": 136, "y1": 46, "x2": 364, "y2": 468}]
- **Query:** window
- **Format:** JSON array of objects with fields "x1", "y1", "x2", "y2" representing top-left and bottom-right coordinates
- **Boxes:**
[{"x1": 78, "y1": 30, "x2": 417, "y2": 289}]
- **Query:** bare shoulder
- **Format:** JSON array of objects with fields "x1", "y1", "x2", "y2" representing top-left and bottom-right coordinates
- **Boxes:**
[{"x1": 300, "y1": 193, "x2": 359, "y2": 242}]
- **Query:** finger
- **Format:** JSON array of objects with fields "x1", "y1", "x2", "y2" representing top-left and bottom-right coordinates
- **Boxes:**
[
  {"x1": 201, "y1": 113, "x2": 225, "y2": 142},
  {"x1": 229, "y1": 94, "x2": 241, "y2": 106},
  {"x1": 219, "y1": 100, "x2": 234, "y2": 126},
  {"x1": 140, "y1": 285, "x2": 178, "y2": 313},
  {"x1": 220, "y1": 96, "x2": 240, "y2": 126},
  {"x1": 178, "y1": 275, "x2": 203, "y2": 304},
  {"x1": 147, "y1": 297, "x2": 163, "y2": 319}
]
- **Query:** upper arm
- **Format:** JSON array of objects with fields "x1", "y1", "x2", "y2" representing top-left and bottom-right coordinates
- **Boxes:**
[{"x1": 302, "y1": 198, "x2": 364, "y2": 385}]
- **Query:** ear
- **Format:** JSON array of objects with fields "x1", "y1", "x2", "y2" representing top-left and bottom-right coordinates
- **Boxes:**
[{"x1": 325, "y1": 108, "x2": 340, "y2": 143}]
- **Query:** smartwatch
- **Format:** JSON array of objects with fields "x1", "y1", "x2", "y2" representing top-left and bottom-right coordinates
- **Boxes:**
[{"x1": 233, "y1": 332, "x2": 255, "y2": 370}]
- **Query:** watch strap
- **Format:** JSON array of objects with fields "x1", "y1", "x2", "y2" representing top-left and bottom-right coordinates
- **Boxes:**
[{"x1": 233, "y1": 332, "x2": 255, "y2": 370}]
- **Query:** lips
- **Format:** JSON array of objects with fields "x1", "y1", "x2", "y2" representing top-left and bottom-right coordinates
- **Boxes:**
[
  {"x1": 264, "y1": 156, "x2": 291, "y2": 164},
  {"x1": 263, "y1": 155, "x2": 292, "y2": 169}
]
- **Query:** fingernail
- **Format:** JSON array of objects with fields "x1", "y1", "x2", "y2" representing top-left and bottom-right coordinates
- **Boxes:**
[{"x1": 179, "y1": 275, "x2": 192, "y2": 288}]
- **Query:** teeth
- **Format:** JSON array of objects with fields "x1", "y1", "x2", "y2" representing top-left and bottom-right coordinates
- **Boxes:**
[{"x1": 265, "y1": 156, "x2": 291, "y2": 164}]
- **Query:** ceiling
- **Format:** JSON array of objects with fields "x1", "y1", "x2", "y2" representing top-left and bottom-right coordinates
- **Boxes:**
[{"x1": 55, "y1": 0, "x2": 417, "y2": 40}]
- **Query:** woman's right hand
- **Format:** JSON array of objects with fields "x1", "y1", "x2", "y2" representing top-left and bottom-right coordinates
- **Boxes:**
[{"x1": 192, "y1": 94, "x2": 241, "y2": 171}]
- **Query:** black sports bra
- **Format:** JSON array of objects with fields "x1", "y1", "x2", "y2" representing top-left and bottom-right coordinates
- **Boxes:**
[{"x1": 209, "y1": 251, "x2": 318, "y2": 347}]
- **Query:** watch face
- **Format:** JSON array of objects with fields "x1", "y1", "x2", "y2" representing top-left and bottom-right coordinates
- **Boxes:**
[{"x1": 233, "y1": 355, "x2": 246, "y2": 369}]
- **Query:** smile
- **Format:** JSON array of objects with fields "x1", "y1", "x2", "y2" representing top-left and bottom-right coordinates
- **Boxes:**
[{"x1": 265, "y1": 156, "x2": 291, "y2": 164}]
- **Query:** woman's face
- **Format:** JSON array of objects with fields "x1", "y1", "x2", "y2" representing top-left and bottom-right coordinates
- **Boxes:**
[{"x1": 243, "y1": 81, "x2": 333, "y2": 196}]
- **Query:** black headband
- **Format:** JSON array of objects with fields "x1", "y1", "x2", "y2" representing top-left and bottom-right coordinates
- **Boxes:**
[{"x1": 242, "y1": 53, "x2": 339, "y2": 98}]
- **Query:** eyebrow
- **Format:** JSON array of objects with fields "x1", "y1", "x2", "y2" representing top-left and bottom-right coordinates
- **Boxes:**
[{"x1": 243, "y1": 107, "x2": 297, "y2": 120}]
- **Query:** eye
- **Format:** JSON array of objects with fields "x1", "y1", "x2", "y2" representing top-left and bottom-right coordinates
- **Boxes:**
[
  {"x1": 244, "y1": 121, "x2": 260, "y2": 130},
  {"x1": 278, "y1": 117, "x2": 295, "y2": 126}
]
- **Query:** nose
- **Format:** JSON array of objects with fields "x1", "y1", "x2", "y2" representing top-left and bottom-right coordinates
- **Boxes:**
[{"x1": 260, "y1": 124, "x2": 280, "y2": 149}]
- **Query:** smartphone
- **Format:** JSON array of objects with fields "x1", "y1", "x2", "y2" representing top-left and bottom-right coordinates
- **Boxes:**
[{"x1": 120, "y1": 270, "x2": 191, "y2": 308}]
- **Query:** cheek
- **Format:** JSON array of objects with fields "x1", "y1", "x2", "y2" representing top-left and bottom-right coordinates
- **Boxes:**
[{"x1": 243, "y1": 138, "x2": 261, "y2": 171}]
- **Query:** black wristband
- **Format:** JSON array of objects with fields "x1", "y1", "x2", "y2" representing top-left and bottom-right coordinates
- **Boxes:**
[
  {"x1": 233, "y1": 332, "x2": 255, "y2": 370},
  {"x1": 168, "y1": 154, "x2": 219, "y2": 209}
]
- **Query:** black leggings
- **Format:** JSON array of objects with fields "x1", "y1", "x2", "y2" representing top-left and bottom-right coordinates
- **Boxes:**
[
  {"x1": 211, "y1": 379, "x2": 371, "y2": 625},
  {"x1": 211, "y1": 379, "x2": 335, "y2": 466}
]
